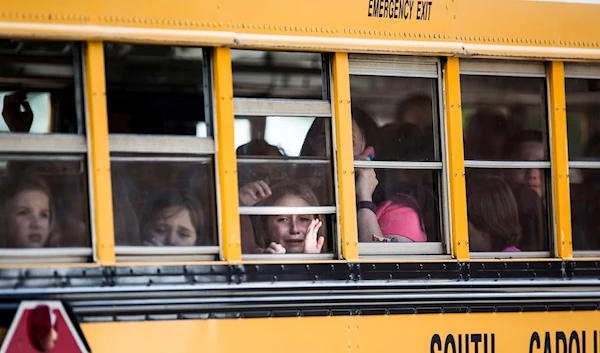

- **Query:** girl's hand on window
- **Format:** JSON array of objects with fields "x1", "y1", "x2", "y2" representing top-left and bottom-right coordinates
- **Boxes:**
[
  {"x1": 264, "y1": 242, "x2": 286, "y2": 254},
  {"x1": 303, "y1": 219, "x2": 324, "y2": 254},
  {"x1": 239, "y1": 180, "x2": 272, "y2": 206}
]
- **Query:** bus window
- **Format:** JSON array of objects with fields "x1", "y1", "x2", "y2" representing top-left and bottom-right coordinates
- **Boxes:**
[
  {"x1": 104, "y1": 43, "x2": 218, "y2": 259},
  {"x1": 111, "y1": 157, "x2": 216, "y2": 247},
  {"x1": 461, "y1": 60, "x2": 551, "y2": 255},
  {"x1": 0, "y1": 40, "x2": 80, "y2": 134},
  {"x1": 0, "y1": 40, "x2": 90, "y2": 262},
  {"x1": 105, "y1": 44, "x2": 209, "y2": 136},
  {"x1": 564, "y1": 64, "x2": 600, "y2": 252},
  {"x1": 234, "y1": 51, "x2": 335, "y2": 257},
  {"x1": 231, "y1": 50, "x2": 324, "y2": 100},
  {"x1": 0, "y1": 157, "x2": 89, "y2": 248},
  {"x1": 349, "y1": 55, "x2": 446, "y2": 255}
]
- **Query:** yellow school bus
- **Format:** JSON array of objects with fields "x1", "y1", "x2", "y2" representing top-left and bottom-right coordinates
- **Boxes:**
[{"x1": 0, "y1": 0, "x2": 600, "y2": 352}]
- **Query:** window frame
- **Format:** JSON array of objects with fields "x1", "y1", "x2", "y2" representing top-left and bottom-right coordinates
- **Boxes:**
[
  {"x1": 564, "y1": 62, "x2": 600, "y2": 257},
  {"x1": 460, "y1": 59, "x2": 555, "y2": 258},
  {"x1": 0, "y1": 41, "x2": 92, "y2": 263},
  {"x1": 104, "y1": 44, "x2": 220, "y2": 261},
  {"x1": 349, "y1": 54, "x2": 451, "y2": 257},
  {"x1": 232, "y1": 51, "x2": 339, "y2": 260}
]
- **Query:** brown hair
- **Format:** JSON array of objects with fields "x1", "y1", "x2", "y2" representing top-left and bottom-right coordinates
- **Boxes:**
[
  {"x1": 254, "y1": 181, "x2": 320, "y2": 249},
  {"x1": 300, "y1": 107, "x2": 380, "y2": 157},
  {"x1": 0, "y1": 176, "x2": 57, "y2": 247},
  {"x1": 237, "y1": 139, "x2": 286, "y2": 186},
  {"x1": 465, "y1": 109, "x2": 512, "y2": 160},
  {"x1": 466, "y1": 176, "x2": 521, "y2": 251},
  {"x1": 139, "y1": 189, "x2": 204, "y2": 245},
  {"x1": 395, "y1": 94, "x2": 433, "y2": 128},
  {"x1": 504, "y1": 129, "x2": 544, "y2": 160}
]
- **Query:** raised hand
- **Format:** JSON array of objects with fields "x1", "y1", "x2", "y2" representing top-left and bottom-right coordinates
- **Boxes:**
[
  {"x1": 143, "y1": 237, "x2": 163, "y2": 246},
  {"x1": 239, "y1": 180, "x2": 272, "y2": 206},
  {"x1": 354, "y1": 155, "x2": 378, "y2": 202},
  {"x1": 2, "y1": 92, "x2": 33, "y2": 132},
  {"x1": 264, "y1": 242, "x2": 286, "y2": 254},
  {"x1": 303, "y1": 218, "x2": 324, "y2": 254}
]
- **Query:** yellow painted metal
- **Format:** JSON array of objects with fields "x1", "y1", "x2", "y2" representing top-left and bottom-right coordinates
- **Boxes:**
[
  {"x1": 547, "y1": 61, "x2": 573, "y2": 260},
  {"x1": 85, "y1": 41, "x2": 115, "y2": 264},
  {"x1": 213, "y1": 47, "x2": 241, "y2": 262},
  {"x1": 444, "y1": 57, "x2": 469, "y2": 261},
  {"x1": 2, "y1": 0, "x2": 600, "y2": 59},
  {"x1": 331, "y1": 52, "x2": 359, "y2": 260},
  {"x1": 76, "y1": 311, "x2": 600, "y2": 352}
]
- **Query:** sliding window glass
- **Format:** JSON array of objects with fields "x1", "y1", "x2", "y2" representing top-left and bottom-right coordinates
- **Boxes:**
[
  {"x1": 565, "y1": 63, "x2": 600, "y2": 255},
  {"x1": 349, "y1": 55, "x2": 448, "y2": 256},
  {"x1": 0, "y1": 39, "x2": 91, "y2": 263},
  {"x1": 461, "y1": 60, "x2": 552, "y2": 257},
  {"x1": 104, "y1": 43, "x2": 217, "y2": 261},
  {"x1": 233, "y1": 50, "x2": 336, "y2": 259}
]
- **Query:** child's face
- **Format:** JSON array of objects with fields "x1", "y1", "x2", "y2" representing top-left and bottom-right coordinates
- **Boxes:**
[
  {"x1": 267, "y1": 194, "x2": 314, "y2": 253},
  {"x1": 5, "y1": 190, "x2": 51, "y2": 248},
  {"x1": 352, "y1": 120, "x2": 367, "y2": 157},
  {"x1": 145, "y1": 207, "x2": 197, "y2": 246},
  {"x1": 507, "y1": 141, "x2": 545, "y2": 197}
]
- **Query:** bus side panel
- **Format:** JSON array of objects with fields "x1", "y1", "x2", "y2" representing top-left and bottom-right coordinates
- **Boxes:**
[{"x1": 79, "y1": 311, "x2": 600, "y2": 352}]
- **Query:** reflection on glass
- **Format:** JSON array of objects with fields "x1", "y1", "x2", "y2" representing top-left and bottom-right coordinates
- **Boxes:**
[
  {"x1": 348, "y1": 71, "x2": 442, "y2": 245},
  {"x1": 0, "y1": 159, "x2": 89, "y2": 248},
  {"x1": 465, "y1": 169, "x2": 550, "y2": 252},
  {"x1": 237, "y1": 163, "x2": 333, "y2": 206},
  {"x1": 0, "y1": 40, "x2": 79, "y2": 134},
  {"x1": 350, "y1": 75, "x2": 439, "y2": 162},
  {"x1": 111, "y1": 159, "x2": 216, "y2": 246},
  {"x1": 234, "y1": 116, "x2": 319, "y2": 157},
  {"x1": 104, "y1": 43, "x2": 208, "y2": 136},
  {"x1": 231, "y1": 50, "x2": 323, "y2": 99},
  {"x1": 566, "y1": 78, "x2": 600, "y2": 161},
  {"x1": 461, "y1": 75, "x2": 548, "y2": 161},
  {"x1": 566, "y1": 77, "x2": 600, "y2": 251},
  {"x1": 235, "y1": 116, "x2": 334, "y2": 206}
]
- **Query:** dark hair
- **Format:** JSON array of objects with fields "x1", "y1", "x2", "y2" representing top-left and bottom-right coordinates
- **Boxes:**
[
  {"x1": 237, "y1": 139, "x2": 287, "y2": 185},
  {"x1": 351, "y1": 106, "x2": 381, "y2": 155},
  {"x1": 139, "y1": 189, "x2": 204, "y2": 245},
  {"x1": 395, "y1": 94, "x2": 433, "y2": 127},
  {"x1": 0, "y1": 176, "x2": 57, "y2": 247},
  {"x1": 255, "y1": 181, "x2": 320, "y2": 249},
  {"x1": 466, "y1": 176, "x2": 521, "y2": 251},
  {"x1": 300, "y1": 118, "x2": 328, "y2": 157},
  {"x1": 465, "y1": 109, "x2": 512, "y2": 160},
  {"x1": 380, "y1": 122, "x2": 434, "y2": 161},
  {"x1": 300, "y1": 107, "x2": 380, "y2": 157},
  {"x1": 504, "y1": 129, "x2": 544, "y2": 160},
  {"x1": 236, "y1": 139, "x2": 285, "y2": 157}
]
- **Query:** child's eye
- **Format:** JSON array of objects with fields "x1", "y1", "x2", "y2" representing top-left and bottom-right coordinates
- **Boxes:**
[
  {"x1": 16, "y1": 209, "x2": 30, "y2": 216},
  {"x1": 276, "y1": 217, "x2": 289, "y2": 223},
  {"x1": 299, "y1": 216, "x2": 311, "y2": 222},
  {"x1": 178, "y1": 231, "x2": 192, "y2": 239}
]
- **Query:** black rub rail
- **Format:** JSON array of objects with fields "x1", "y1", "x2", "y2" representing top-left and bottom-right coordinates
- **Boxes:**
[{"x1": 0, "y1": 260, "x2": 597, "y2": 322}]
